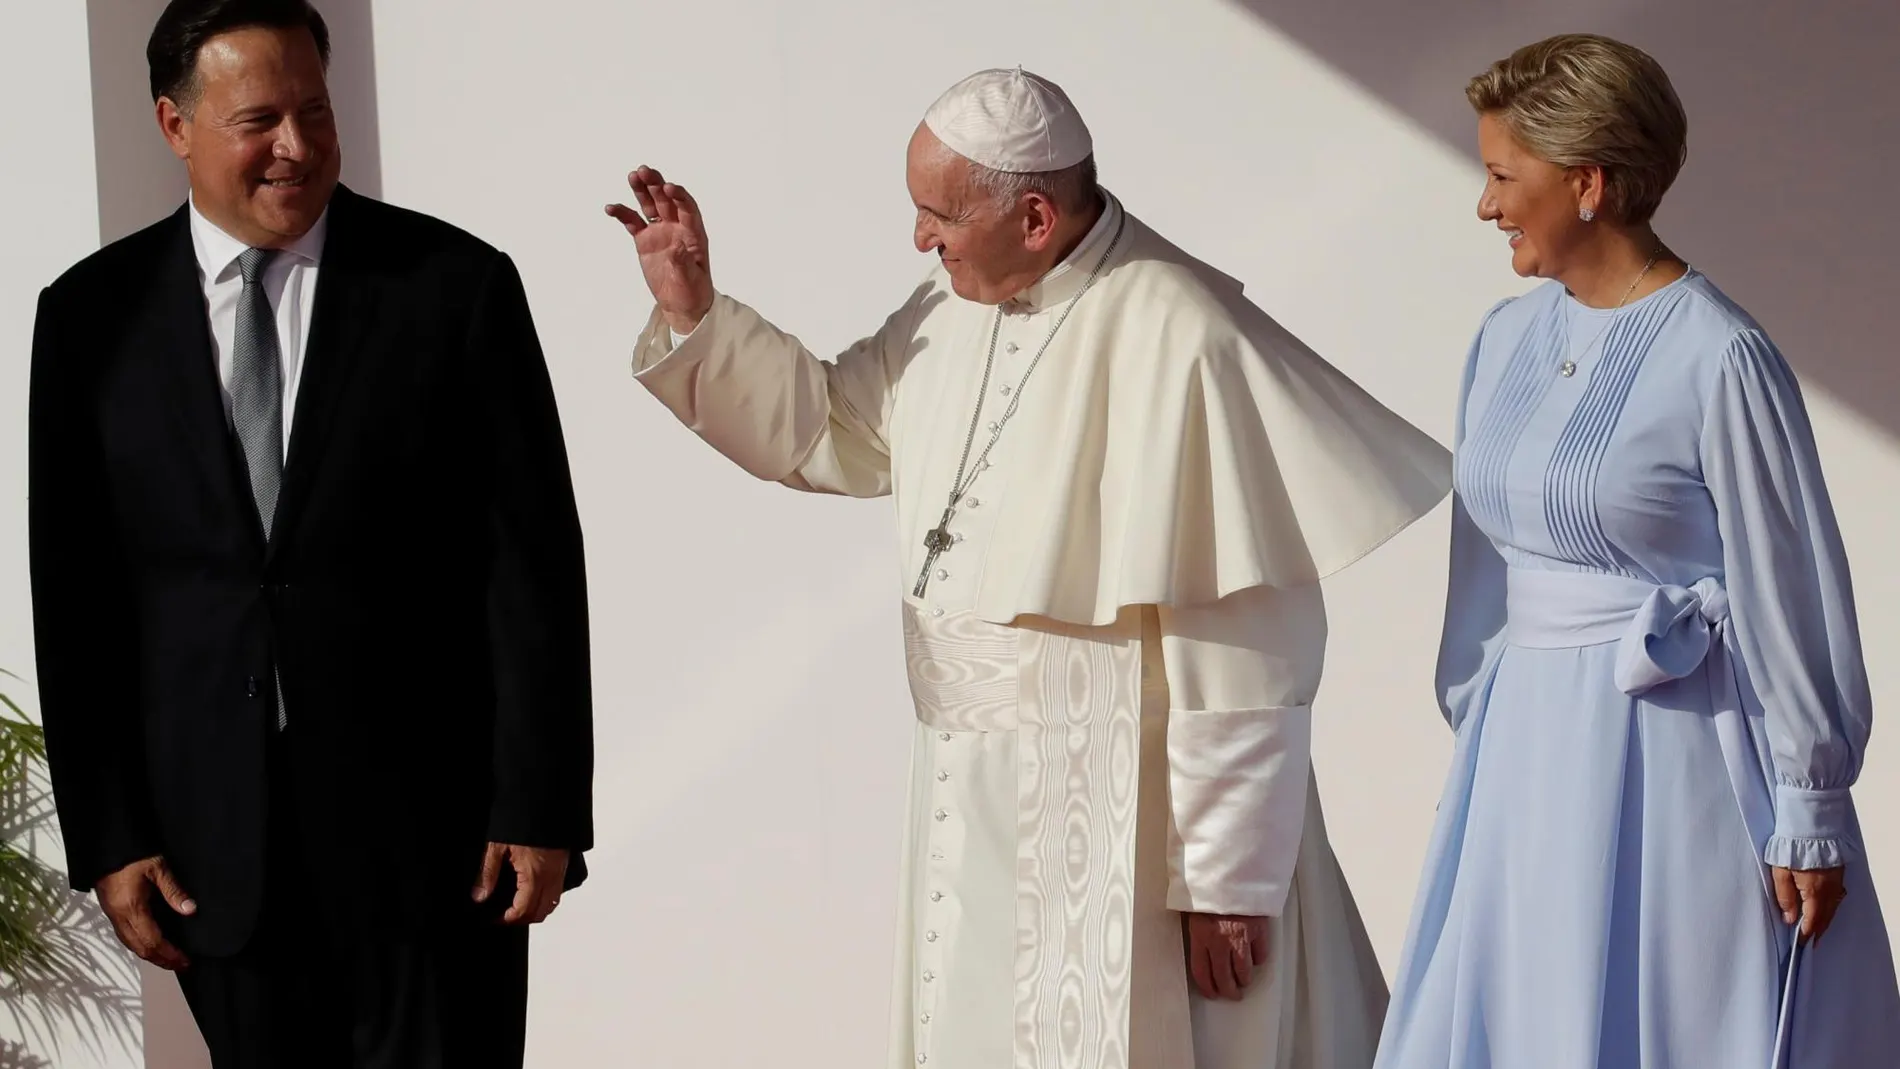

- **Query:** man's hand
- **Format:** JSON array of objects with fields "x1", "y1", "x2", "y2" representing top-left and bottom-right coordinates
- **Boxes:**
[
  {"x1": 95, "y1": 856, "x2": 196, "y2": 971},
  {"x1": 1774, "y1": 865, "x2": 1848, "y2": 944},
  {"x1": 1185, "y1": 912, "x2": 1270, "y2": 1001},
  {"x1": 473, "y1": 843, "x2": 570, "y2": 925},
  {"x1": 606, "y1": 165, "x2": 714, "y2": 336}
]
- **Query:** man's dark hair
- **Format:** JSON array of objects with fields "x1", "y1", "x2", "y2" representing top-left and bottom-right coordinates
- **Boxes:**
[{"x1": 147, "y1": 0, "x2": 331, "y2": 110}]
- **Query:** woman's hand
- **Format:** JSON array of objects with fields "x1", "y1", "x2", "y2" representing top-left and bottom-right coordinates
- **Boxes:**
[{"x1": 1773, "y1": 865, "x2": 1847, "y2": 943}]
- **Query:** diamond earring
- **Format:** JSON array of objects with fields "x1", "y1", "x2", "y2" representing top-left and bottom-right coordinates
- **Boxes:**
[{"x1": 1579, "y1": 206, "x2": 1597, "y2": 222}]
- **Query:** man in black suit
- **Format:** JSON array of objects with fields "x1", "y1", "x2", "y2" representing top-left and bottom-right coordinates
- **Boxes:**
[{"x1": 26, "y1": 1, "x2": 593, "y2": 1064}]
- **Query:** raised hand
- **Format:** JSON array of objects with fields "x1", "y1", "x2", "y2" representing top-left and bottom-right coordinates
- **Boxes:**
[{"x1": 606, "y1": 165, "x2": 714, "y2": 336}]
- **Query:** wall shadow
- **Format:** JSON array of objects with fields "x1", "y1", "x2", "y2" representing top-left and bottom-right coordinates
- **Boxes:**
[
  {"x1": 1225, "y1": 0, "x2": 1900, "y2": 435},
  {"x1": 321, "y1": 0, "x2": 383, "y2": 198},
  {"x1": 0, "y1": 1040, "x2": 54, "y2": 1069},
  {"x1": 87, "y1": 0, "x2": 186, "y2": 245},
  {"x1": 0, "y1": 766, "x2": 141, "y2": 1065}
]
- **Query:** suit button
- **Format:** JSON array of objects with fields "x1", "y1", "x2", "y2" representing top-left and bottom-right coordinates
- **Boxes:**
[{"x1": 246, "y1": 677, "x2": 261, "y2": 698}]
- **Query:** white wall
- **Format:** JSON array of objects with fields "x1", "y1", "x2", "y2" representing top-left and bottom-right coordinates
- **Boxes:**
[{"x1": 2, "y1": 2, "x2": 1894, "y2": 1067}]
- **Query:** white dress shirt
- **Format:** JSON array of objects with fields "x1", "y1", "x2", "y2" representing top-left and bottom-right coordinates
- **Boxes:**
[{"x1": 188, "y1": 197, "x2": 329, "y2": 458}]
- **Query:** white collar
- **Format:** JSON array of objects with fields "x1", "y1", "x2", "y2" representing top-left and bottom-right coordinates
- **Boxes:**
[
  {"x1": 188, "y1": 193, "x2": 330, "y2": 284},
  {"x1": 1002, "y1": 190, "x2": 1124, "y2": 314}
]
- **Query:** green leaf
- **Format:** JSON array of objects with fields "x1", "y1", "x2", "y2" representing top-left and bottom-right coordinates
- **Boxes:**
[{"x1": 0, "y1": 670, "x2": 57, "y2": 986}]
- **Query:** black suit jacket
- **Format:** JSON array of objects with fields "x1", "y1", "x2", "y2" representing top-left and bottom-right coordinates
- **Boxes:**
[{"x1": 28, "y1": 186, "x2": 594, "y2": 955}]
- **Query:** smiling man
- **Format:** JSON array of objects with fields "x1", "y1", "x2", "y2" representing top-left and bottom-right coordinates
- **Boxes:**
[
  {"x1": 615, "y1": 67, "x2": 1447, "y2": 1069},
  {"x1": 27, "y1": 2, "x2": 594, "y2": 1065}
]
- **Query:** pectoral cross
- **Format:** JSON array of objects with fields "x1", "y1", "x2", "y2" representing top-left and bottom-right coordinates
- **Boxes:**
[{"x1": 912, "y1": 506, "x2": 957, "y2": 598}]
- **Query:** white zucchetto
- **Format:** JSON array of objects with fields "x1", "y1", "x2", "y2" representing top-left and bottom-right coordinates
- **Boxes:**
[{"x1": 922, "y1": 67, "x2": 1092, "y2": 174}]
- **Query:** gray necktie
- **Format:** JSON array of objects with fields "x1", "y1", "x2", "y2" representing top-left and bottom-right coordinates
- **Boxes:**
[
  {"x1": 232, "y1": 247, "x2": 284, "y2": 539},
  {"x1": 232, "y1": 248, "x2": 289, "y2": 730}
]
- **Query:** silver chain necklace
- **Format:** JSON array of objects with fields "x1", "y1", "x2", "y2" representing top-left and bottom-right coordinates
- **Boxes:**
[
  {"x1": 912, "y1": 215, "x2": 1127, "y2": 599},
  {"x1": 1560, "y1": 249, "x2": 1671, "y2": 377}
]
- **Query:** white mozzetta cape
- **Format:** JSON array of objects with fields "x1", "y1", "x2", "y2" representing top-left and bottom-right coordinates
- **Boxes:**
[{"x1": 632, "y1": 210, "x2": 1449, "y2": 626}]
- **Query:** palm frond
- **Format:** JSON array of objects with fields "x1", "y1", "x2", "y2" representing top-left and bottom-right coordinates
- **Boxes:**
[
  {"x1": 0, "y1": 672, "x2": 56, "y2": 988},
  {"x1": 0, "y1": 671, "x2": 139, "y2": 1060}
]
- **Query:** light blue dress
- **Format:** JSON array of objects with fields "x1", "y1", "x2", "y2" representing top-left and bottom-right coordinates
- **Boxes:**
[{"x1": 1375, "y1": 270, "x2": 1900, "y2": 1068}]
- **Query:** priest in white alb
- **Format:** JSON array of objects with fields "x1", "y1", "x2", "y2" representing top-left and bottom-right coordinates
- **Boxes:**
[{"x1": 607, "y1": 68, "x2": 1450, "y2": 1069}]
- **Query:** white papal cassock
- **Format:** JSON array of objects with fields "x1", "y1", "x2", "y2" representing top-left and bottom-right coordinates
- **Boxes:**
[{"x1": 633, "y1": 194, "x2": 1450, "y2": 1068}]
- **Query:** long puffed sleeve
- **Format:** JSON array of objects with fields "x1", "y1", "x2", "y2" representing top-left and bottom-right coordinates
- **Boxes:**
[
  {"x1": 632, "y1": 284, "x2": 935, "y2": 498},
  {"x1": 1701, "y1": 328, "x2": 1872, "y2": 869},
  {"x1": 1158, "y1": 582, "x2": 1325, "y2": 917},
  {"x1": 1435, "y1": 300, "x2": 1512, "y2": 732}
]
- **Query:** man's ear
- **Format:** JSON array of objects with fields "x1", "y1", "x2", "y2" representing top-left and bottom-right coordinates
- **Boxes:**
[
  {"x1": 1020, "y1": 193, "x2": 1061, "y2": 252},
  {"x1": 157, "y1": 96, "x2": 192, "y2": 161}
]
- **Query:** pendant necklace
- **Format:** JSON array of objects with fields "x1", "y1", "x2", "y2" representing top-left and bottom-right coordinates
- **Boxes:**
[
  {"x1": 913, "y1": 215, "x2": 1127, "y2": 599},
  {"x1": 1559, "y1": 249, "x2": 1673, "y2": 378}
]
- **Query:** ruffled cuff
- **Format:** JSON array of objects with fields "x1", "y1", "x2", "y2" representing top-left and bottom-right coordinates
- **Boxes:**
[
  {"x1": 1164, "y1": 705, "x2": 1311, "y2": 917},
  {"x1": 1764, "y1": 783, "x2": 1859, "y2": 869}
]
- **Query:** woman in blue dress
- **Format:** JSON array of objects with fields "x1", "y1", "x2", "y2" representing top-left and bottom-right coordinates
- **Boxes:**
[{"x1": 1376, "y1": 33, "x2": 1900, "y2": 1068}]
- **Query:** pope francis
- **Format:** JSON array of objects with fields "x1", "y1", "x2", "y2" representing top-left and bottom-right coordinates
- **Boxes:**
[{"x1": 609, "y1": 68, "x2": 1449, "y2": 1069}]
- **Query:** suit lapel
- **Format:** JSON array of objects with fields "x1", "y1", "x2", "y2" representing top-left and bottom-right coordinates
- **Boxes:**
[
  {"x1": 272, "y1": 186, "x2": 379, "y2": 561},
  {"x1": 150, "y1": 207, "x2": 267, "y2": 551}
]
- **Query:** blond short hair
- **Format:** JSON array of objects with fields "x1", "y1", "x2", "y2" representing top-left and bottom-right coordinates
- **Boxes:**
[{"x1": 1467, "y1": 34, "x2": 1688, "y2": 225}]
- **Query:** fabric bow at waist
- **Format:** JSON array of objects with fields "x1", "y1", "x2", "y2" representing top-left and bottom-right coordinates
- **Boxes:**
[
  {"x1": 1502, "y1": 568, "x2": 1776, "y2": 893},
  {"x1": 1505, "y1": 569, "x2": 1731, "y2": 697}
]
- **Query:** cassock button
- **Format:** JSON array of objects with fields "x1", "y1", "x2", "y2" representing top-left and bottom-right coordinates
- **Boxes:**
[
  {"x1": 930, "y1": 891, "x2": 944, "y2": 902},
  {"x1": 931, "y1": 607, "x2": 945, "y2": 618},
  {"x1": 925, "y1": 931, "x2": 939, "y2": 942},
  {"x1": 985, "y1": 421, "x2": 999, "y2": 434},
  {"x1": 1559, "y1": 360, "x2": 1577, "y2": 377},
  {"x1": 1005, "y1": 342, "x2": 1019, "y2": 354},
  {"x1": 938, "y1": 732, "x2": 951, "y2": 742},
  {"x1": 952, "y1": 532, "x2": 965, "y2": 544},
  {"x1": 934, "y1": 808, "x2": 949, "y2": 821},
  {"x1": 920, "y1": 1013, "x2": 932, "y2": 1024},
  {"x1": 918, "y1": 1055, "x2": 929, "y2": 1064},
  {"x1": 923, "y1": 970, "x2": 935, "y2": 982},
  {"x1": 1000, "y1": 384, "x2": 1012, "y2": 396},
  {"x1": 964, "y1": 496, "x2": 980, "y2": 508},
  {"x1": 936, "y1": 771, "x2": 949, "y2": 782},
  {"x1": 936, "y1": 568, "x2": 949, "y2": 581}
]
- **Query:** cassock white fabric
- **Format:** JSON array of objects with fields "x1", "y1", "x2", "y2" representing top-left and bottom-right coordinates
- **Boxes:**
[
  {"x1": 636, "y1": 192, "x2": 1444, "y2": 1068},
  {"x1": 188, "y1": 196, "x2": 328, "y2": 457}
]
